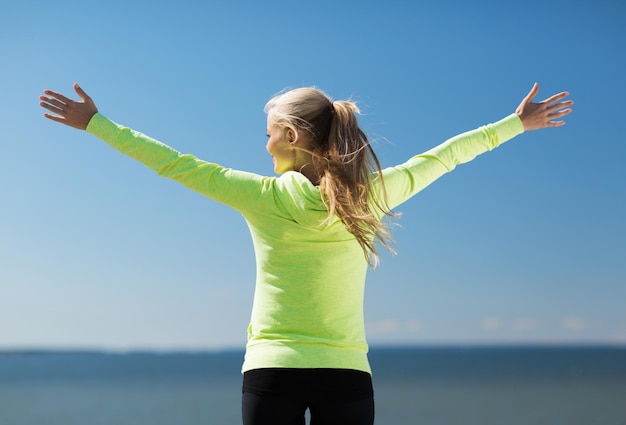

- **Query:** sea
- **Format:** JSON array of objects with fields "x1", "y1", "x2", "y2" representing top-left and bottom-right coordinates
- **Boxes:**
[{"x1": 1, "y1": 346, "x2": 625, "y2": 425}]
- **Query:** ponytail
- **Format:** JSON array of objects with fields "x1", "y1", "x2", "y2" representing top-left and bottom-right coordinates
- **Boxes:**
[{"x1": 265, "y1": 88, "x2": 396, "y2": 267}]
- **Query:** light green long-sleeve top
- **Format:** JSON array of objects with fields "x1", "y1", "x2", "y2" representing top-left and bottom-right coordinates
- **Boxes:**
[{"x1": 86, "y1": 113, "x2": 524, "y2": 373}]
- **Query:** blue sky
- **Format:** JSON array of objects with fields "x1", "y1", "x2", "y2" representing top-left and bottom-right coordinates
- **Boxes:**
[{"x1": 1, "y1": 0, "x2": 624, "y2": 351}]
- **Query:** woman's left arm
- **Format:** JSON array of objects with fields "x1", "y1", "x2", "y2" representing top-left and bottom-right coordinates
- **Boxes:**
[{"x1": 378, "y1": 83, "x2": 573, "y2": 211}]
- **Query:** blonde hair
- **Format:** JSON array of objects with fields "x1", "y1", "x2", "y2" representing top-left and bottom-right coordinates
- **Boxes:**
[{"x1": 265, "y1": 87, "x2": 395, "y2": 267}]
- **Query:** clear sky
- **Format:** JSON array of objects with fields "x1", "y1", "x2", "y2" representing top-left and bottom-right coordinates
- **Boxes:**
[{"x1": 1, "y1": 0, "x2": 624, "y2": 351}]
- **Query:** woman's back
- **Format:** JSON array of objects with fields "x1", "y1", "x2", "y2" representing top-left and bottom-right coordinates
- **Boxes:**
[{"x1": 241, "y1": 170, "x2": 371, "y2": 373}]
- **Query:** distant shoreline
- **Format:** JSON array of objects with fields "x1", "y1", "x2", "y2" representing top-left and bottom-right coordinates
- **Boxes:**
[{"x1": 2, "y1": 343, "x2": 625, "y2": 356}]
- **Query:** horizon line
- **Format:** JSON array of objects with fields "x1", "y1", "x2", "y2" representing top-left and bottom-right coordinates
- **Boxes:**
[{"x1": 2, "y1": 341, "x2": 626, "y2": 356}]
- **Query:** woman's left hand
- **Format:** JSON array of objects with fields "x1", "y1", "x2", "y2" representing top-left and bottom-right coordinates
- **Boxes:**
[{"x1": 515, "y1": 83, "x2": 574, "y2": 131}]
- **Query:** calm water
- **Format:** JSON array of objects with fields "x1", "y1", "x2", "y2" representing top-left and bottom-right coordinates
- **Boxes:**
[{"x1": 1, "y1": 347, "x2": 625, "y2": 425}]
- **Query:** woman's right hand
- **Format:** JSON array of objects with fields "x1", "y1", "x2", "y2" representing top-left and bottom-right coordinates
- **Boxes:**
[{"x1": 40, "y1": 83, "x2": 98, "y2": 130}]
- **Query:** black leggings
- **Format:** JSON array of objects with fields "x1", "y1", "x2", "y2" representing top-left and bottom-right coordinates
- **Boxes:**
[{"x1": 242, "y1": 368, "x2": 375, "y2": 425}]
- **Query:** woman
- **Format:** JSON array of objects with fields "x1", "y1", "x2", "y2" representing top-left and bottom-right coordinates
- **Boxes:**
[{"x1": 39, "y1": 82, "x2": 572, "y2": 425}]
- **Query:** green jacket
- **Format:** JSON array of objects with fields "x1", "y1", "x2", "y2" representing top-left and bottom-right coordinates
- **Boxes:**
[{"x1": 87, "y1": 113, "x2": 524, "y2": 373}]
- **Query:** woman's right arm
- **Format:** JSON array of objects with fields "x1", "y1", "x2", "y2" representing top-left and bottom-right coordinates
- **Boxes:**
[
  {"x1": 39, "y1": 84, "x2": 267, "y2": 212},
  {"x1": 87, "y1": 113, "x2": 270, "y2": 210}
]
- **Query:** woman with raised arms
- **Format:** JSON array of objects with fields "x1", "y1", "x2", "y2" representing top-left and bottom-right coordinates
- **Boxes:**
[{"x1": 40, "y1": 82, "x2": 572, "y2": 425}]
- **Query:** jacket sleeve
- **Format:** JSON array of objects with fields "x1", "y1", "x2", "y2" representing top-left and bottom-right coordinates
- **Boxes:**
[
  {"x1": 377, "y1": 113, "x2": 525, "y2": 211},
  {"x1": 86, "y1": 113, "x2": 270, "y2": 213}
]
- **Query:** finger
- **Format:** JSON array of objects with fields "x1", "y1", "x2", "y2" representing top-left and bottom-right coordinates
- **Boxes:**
[
  {"x1": 73, "y1": 83, "x2": 90, "y2": 102},
  {"x1": 39, "y1": 95, "x2": 66, "y2": 110},
  {"x1": 542, "y1": 91, "x2": 570, "y2": 106},
  {"x1": 43, "y1": 112, "x2": 67, "y2": 123},
  {"x1": 548, "y1": 100, "x2": 574, "y2": 111},
  {"x1": 547, "y1": 109, "x2": 573, "y2": 126},
  {"x1": 39, "y1": 100, "x2": 65, "y2": 115},
  {"x1": 549, "y1": 108, "x2": 573, "y2": 118},
  {"x1": 40, "y1": 93, "x2": 67, "y2": 106},
  {"x1": 524, "y1": 82, "x2": 540, "y2": 103},
  {"x1": 43, "y1": 89, "x2": 74, "y2": 105}
]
